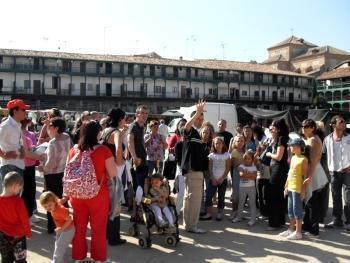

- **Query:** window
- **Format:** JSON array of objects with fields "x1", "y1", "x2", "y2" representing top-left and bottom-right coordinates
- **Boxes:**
[
  {"x1": 154, "y1": 86, "x2": 161, "y2": 93},
  {"x1": 280, "y1": 90, "x2": 285, "y2": 98},
  {"x1": 242, "y1": 90, "x2": 248, "y2": 96},
  {"x1": 24, "y1": 80, "x2": 30, "y2": 89},
  {"x1": 172, "y1": 86, "x2": 178, "y2": 93},
  {"x1": 209, "y1": 88, "x2": 214, "y2": 95},
  {"x1": 0, "y1": 56, "x2": 3, "y2": 64},
  {"x1": 80, "y1": 62, "x2": 86, "y2": 73},
  {"x1": 194, "y1": 87, "x2": 199, "y2": 96}
]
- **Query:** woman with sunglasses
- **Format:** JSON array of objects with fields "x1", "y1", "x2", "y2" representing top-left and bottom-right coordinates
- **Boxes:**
[{"x1": 301, "y1": 119, "x2": 329, "y2": 237}]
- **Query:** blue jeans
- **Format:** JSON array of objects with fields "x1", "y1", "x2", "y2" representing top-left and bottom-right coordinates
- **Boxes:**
[
  {"x1": 205, "y1": 179, "x2": 227, "y2": 209},
  {"x1": 288, "y1": 191, "x2": 303, "y2": 220},
  {"x1": 231, "y1": 167, "x2": 240, "y2": 203}
]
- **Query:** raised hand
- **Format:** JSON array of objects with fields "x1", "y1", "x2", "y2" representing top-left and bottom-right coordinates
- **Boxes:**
[{"x1": 195, "y1": 99, "x2": 205, "y2": 115}]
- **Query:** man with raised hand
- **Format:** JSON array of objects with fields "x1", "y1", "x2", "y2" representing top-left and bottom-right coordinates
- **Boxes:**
[{"x1": 181, "y1": 100, "x2": 207, "y2": 234}]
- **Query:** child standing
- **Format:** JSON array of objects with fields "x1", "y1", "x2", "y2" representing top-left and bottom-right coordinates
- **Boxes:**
[
  {"x1": 279, "y1": 138, "x2": 308, "y2": 240},
  {"x1": 229, "y1": 134, "x2": 245, "y2": 219},
  {"x1": 0, "y1": 171, "x2": 31, "y2": 263},
  {"x1": 40, "y1": 191, "x2": 75, "y2": 263},
  {"x1": 200, "y1": 137, "x2": 231, "y2": 221},
  {"x1": 232, "y1": 150, "x2": 257, "y2": 226},
  {"x1": 147, "y1": 173, "x2": 174, "y2": 228}
]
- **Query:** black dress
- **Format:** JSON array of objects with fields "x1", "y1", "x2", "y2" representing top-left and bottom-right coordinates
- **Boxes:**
[{"x1": 267, "y1": 136, "x2": 289, "y2": 228}]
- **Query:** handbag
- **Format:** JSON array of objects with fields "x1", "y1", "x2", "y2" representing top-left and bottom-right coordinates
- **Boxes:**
[
  {"x1": 163, "y1": 154, "x2": 177, "y2": 180},
  {"x1": 259, "y1": 145, "x2": 272, "y2": 166}
]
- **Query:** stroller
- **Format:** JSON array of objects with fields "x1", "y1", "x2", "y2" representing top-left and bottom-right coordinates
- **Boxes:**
[{"x1": 128, "y1": 175, "x2": 180, "y2": 248}]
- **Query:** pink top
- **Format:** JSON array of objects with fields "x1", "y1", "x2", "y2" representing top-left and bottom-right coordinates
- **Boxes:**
[{"x1": 23, "y1": 132, "x2": 37, "y2": 167}]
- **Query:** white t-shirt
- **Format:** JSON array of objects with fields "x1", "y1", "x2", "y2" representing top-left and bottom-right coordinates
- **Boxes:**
[
  {"x1": 238, "y1": 164, "x2": 257, "y2": 187},
  {"x1": 208, "y1": 152, "x2": 231, "y2": 180}
]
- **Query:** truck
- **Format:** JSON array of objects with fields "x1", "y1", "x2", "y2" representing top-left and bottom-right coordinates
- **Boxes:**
[{"x1": 168, "y1": 102, "x2": 238, "y2": 135}]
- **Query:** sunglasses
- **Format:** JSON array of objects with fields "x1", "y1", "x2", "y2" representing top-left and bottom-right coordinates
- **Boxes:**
[{"x1": 302, "y1": 125, "x2": 311, "y2": 129}]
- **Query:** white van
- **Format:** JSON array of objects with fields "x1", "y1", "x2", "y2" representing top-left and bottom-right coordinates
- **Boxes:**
[{"x1": 168, "y1": 103, "x2": 238, "y2": 135}]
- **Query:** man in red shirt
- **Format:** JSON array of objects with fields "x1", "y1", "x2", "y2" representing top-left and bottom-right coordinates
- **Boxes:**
[{"x1": 0, "y1": 171, "x2": 31, "y2": 262}]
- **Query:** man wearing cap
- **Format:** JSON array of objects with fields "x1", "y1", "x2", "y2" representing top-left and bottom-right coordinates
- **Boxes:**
[{"x1": 0, "y1": 99, "x2": 29, "y2": 185}]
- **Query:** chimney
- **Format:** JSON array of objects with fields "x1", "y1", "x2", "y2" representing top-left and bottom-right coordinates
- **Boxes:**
[{"x1": 179, "y1": 56, "x2": 183, "y2": 60}]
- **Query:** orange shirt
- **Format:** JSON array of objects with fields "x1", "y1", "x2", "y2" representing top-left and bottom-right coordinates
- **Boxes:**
[{"x1": 51, "y1": 203, "x2": 73, "y2": 228}]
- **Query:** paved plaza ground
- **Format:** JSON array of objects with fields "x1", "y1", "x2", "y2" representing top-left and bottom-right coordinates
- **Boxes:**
[{"x1": 27, "y1": 173, "x2": 350, "y2": 263}]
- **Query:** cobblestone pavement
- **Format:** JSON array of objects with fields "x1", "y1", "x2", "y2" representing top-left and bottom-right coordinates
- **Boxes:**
[{"x1": 27, "y1": 174, "x2": 350, "y2": 263}]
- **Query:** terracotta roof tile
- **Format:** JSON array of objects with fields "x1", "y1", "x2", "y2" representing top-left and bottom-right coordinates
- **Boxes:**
[
  {"x1": 0, "y1": 48, "x2": 309, "y2": 77},
  {"x1": 293, "y1": 46, "x2": 350, "y2": 61},
  {"x1": 268, "y1": 36, "x2": 317, "y2": 50},
  {"x1": 317, "y1": 67, "x2": 350, "y2": 80}
]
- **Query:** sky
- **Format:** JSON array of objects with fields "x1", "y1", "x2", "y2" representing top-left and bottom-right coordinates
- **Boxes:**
[{"x1": 1, "y1": 0, "x2": 349, "y2": 63}]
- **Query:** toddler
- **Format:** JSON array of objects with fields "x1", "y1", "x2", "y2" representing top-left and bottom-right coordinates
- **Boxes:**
[{"x1": 0, "y1": 171, "x2": 31, "y2": 263}]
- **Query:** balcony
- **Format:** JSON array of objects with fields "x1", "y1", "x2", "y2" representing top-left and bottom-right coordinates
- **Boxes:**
[{"x1": 317, "y1": 81, "x2": 350, "y2": 91}]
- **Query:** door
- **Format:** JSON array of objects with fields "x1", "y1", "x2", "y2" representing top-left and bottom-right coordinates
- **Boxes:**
[
  {"x1": 106, "y1": 83, "x2": 112, "y2": 96},
  {"x1": 150, "y1": 65, "x2": 155, "y2": 76},
  {"x1": 106, "y1": 63, "x2": 112, "y2": 74},
  {"x1": 272, "y1": 91, "x2": 278, "y2": 101},
  {"x1": 121, "y1": 84, "x2": 127, "y2": 96},
  {"x1": 33, "y1": 58, "x2": 40, "y2": 70},
  {"x1": 80, "y1": 83, "x2": 86, "y2": 96},
  {"x1": 262, "y1": 90, "x2": 266, "y2": 101},
  {"x1": 181, "y1": 86, "x2": 186, "y2": 98},
  {"x1": 33, "y1": 80, "x2": 41, "y2": 95},
  {"x1": 289, "y1": 93, "x2": 294, "y2": 102},
  {"x1": 0, "y1": 79, "x2": 3, "y2": 93}
]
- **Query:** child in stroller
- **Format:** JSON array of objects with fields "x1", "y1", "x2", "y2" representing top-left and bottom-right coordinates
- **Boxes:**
[
  {"x1": 147, "y1": 173, "x2": 175, "y2": 229},
  {"x1": 130, "y1": 173, "x2": 180, "y2": 248}
]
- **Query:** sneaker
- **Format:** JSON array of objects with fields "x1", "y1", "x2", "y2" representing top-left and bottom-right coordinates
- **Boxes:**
[
  {"x1": 215, "y1": 213, "x2": 223, "y2": 221},
  {"x1": 325, "y1": 221, "x2": 343, "y2": 229},
  {"x1": 199, "y1": 214, "x2": 212, "y2": 221},
  {"x1": 303, "y1": 231, "x2": 319, "y2": 238},
  {"x1": 247, "y1": 220, "x2": 255, "y2": 226},
  {"x1": 265, "y1": 226, "x2": 280, "y2": 231},
  {"x1": 187, "y1": 227, "x2": 207, "y2": 234},
  {"x1": 30, "y1": 215, "x2": 41, "y2": 223},
  {"x1": 232, "y1": 217, "x2": 242, "y2": 223},
  {"x1": 158, "y1": 220, "x2": 168, "y2": 228},
  {"x1": 279, "y1": 229, "x2": 293, "y2": 237},
  {"x1": 229, "y1": 212, "x2": 237, "y2": 220},
  {"x1": 286, "y1": 231, "x2": 302, "y2": 240},
  {"x1": 344, "y1": 224, "x2": 350, "y2": 232}
]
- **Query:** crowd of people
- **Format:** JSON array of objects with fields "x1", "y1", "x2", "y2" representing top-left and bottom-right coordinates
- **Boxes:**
[{"x1": 0, "y1": 98, "x2": 349, "y2": 262}]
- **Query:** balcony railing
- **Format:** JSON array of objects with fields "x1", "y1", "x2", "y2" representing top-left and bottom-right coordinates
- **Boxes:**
[
  {"x1": 317, "y1": 81, "x2": 350, "y2": 90},
  {"x1": 0, "y1": 63, "x2": 313, "y2": 90},
  {"x1": 0, "y1": 85, "x2": 311, "y2": 104}
]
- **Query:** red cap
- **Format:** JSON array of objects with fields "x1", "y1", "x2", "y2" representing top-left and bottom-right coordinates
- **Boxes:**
[{"x1": 6, "y1": 99, "x2": 30, "y2": 110}]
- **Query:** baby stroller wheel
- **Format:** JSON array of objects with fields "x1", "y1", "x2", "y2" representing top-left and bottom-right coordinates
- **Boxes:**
[
  {"x1": 139, "y1": 236, "x2": 152, "y2": 248},
  {"x1": 165, "y1": 235, "x2": 177, "y2": 247}
]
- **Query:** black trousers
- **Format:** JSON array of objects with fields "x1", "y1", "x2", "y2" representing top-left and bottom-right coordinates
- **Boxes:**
[
  {"x1": 107, "y1": 216, "x2": 122, "y2": 245},
  {"x1": 266, "y1": 182, "x2": 287, "y2": 228},
  {"x1": 0, "y1": 231, "x2": 27, "y2": 263},
  {"x1": 303, "y1": 189, "x2": 323, "y2": 235},
  {"x1": 257, "y1": 178, "x2": 269, "y2": 217},
  {"x1": 21, "y1": 166, "x2": 36, "y2": 217},
  {"x1": 44, "y1": 173, "x2": 64, "y2": 232}
]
